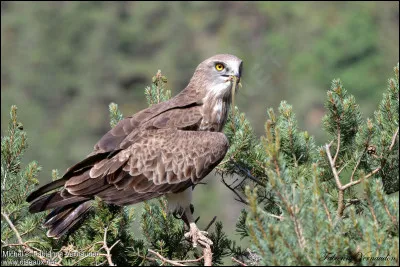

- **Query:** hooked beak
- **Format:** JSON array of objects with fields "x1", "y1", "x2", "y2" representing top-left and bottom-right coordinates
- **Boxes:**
[
  {"x1": 224, "y1": 61, "x2": 242, "y2": 84},
  {"x1": 232, "y1": 61, "x2": 242, "y2": 83}
]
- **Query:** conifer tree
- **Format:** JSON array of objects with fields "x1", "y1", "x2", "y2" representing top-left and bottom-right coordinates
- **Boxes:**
[
  {"x1": 1, "y1": 64, "x2": 398, "y2": 266},
  {"x1": 218, "y1": 64, "x2": 399, "y2": 266}
]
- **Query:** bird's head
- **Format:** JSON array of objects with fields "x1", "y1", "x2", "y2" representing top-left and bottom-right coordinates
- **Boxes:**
[{"x1": 189, "y1": 54, "x2": 243, "y2": 99}]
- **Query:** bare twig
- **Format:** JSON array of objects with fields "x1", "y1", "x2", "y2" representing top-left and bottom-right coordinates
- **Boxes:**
[
  {"x1": 232, "y1": 256, "x2": 248, "y2": 266},
  {"x1": 381, "y1": 200, "x2": 397, "y2": 226},
  {"x1": 204, "y1": 216, "x2": 217, "y2": 232},
  {"x1": 320, "y1": 198, "x2": 333, "y2": 225},
  {"x1": 349, "y1": 149, "x2": 367, "y2": 182},
  {"x1": 344, "y1": 199, "x2": 361, "y2": 209},
  {"x1": 175, "y1": 256, "x2": 205, "y2": 263},
  {"x1": 265, "y1": 212, "x2": 284, "y2": 220},
  {"x1": 97, "y1": 260, "x2": 108, "y2": 266},
  {"x1": 71, "y1": 254, "x2": 94, "y2": 266},
  {"x1": 292, "y1": 215, "x2": 306, "y2": 249},
  {"x1": 203, "y1": 244, "x2": 213, "y2": 266},
  {"x1": 389, "y1": 127, "x2": 399, "y2": 151},
  {"x1": 337, "y1": 159, "x2": 351, "y2": 175},
  {"x1": 337, "y1": 189, "x2": 345, "y2": 218},
  {"x1": 230, "y1": 160, "x2": 266, "y2": 187},
  {"x1": 326, "y1": 127, "x2": 399, "y2": 218},
  {"x1": 326, "y1": 143, "x2": 352, "y2": 217},
  {"x1": 147, "y1": 249, "x2": 205, "y2": 266},
  {"x1": 341, "y1": 167, "x2": 381, "y2": 190},
  {"x1": 100, "y1": 227, "x2": 120, "y2": 266},
  {"x1": 1, "y1": 211, "x2": 60, "y2": 266},
  {"x1": 272, "y1": 186, "x2": 307, "y2": 250},
  {"x1": 221, "y1": 175, "x2": 248, "y2": 205},
  {"x1": 365, "y1": 194, "x2": 378, "y2": 224},
  {"x1": 333, "y1": 127, "x2": 341, "y2": 163},
  {"x1": 3, "y1": 212, "x2": 31, "y2": 247},
  {"x1": 325, "y1": 144, "x2": 342, "y2": 189},
  {"x1": 344, "y1": 128, "x2": 397, "y2": 189}
]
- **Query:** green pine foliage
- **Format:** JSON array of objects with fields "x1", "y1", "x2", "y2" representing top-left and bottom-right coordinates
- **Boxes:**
[
  {"x1": 1, "y1": 65, "x2": 398, "y2": 266},
  {"x1": 218, "y1": 64, "x2": 398, "y2": 266},
  {"x1": 145, "y1": 70, "x2": 171, "y2": 106},
  {"x1": 1, "y1": 106, "x2": 48, "y2": 262}
]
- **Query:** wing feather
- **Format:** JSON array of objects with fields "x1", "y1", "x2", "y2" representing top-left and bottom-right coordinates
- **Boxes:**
[
  {"x1": 63, "y1": 128, "x2": 228, "y2": 206},
  {"x1": 92, "y1": 94, "x2": 201, "y2": 154}
]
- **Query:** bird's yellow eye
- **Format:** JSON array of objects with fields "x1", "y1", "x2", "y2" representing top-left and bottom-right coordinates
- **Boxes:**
[{"x1": 215, "y1": 63, "x2": 225, "y2": 71}]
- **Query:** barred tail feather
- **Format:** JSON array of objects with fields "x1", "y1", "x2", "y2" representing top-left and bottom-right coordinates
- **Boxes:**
[
  {"x1": 28, "y1": 191, "x2": 90, "y2": 213},
  {"x1": 28, "y1": 188, "x2": 93, "y2": 239},
  {"x1": 44, "y1": 201, "x2": 92, "y2": 239}
]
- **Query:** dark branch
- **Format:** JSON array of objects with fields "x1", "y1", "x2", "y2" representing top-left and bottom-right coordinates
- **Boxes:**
[{"x1": 230, "y1": 160, "x2": 266, "y2": 187}]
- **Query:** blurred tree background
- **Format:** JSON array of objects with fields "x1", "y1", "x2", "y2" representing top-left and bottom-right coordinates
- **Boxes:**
[{"x1": 1, "y1": 1, "x2": 399, "y2": 242}]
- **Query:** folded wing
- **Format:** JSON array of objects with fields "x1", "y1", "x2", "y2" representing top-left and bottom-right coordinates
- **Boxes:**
[{"x1": 66, "y1": 129, "x2": 229, "y2": 205}]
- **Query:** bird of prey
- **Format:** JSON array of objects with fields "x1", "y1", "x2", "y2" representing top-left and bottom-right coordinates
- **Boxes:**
[{"x1": 27, "y1": 54, "x2": 243, "y2": 247}]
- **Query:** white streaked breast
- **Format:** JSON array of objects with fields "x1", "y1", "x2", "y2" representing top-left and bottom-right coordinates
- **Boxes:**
[
  {"x1": 166, "y1": 187, "x2": 193, "y2": 212},
  {"x1": 214, "y1": 98, "x2": 223, "y2": 123}
]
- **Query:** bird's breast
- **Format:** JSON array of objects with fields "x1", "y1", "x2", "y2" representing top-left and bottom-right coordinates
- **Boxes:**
[
  {"x1": 166, "y1": 187, "x2": 192, "y2": 212},
  {"x1": 199, "y1": 96, "x2": 230, "y2": 132}
]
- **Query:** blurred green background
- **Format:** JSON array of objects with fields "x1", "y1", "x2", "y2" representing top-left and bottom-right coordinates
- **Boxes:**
[{"x1": 1, "y1": 1, "x2": 399, "y2": 236}]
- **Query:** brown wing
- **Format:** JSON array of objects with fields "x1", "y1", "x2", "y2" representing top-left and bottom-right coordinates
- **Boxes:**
[
  {"x1": 149, "y1": 106, "x2": 203, "y2": 130},
  {"x1": 92, "y1": 91, "x2": 202, "y2": 154},
  {"x1": 64, "y1": 128, "x2": 228, "y2": 206},
  {"x1": 27, "y1": 97, "x2": 203, "y2": 203}
]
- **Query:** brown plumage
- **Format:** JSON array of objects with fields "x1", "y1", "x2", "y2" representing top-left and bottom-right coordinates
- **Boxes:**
[{"x1": 27, "y1": 54, "x2": 243, "y2": 241}]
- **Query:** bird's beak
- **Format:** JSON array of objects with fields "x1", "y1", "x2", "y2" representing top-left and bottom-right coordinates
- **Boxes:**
[{"x1": 232, "y1": 61, "x2": 242, "y2": 84}]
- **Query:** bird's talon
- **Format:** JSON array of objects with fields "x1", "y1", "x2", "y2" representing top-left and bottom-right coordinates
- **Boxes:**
[{"x1": 185, "y1": 226, "x2": 213, "y2": 248}]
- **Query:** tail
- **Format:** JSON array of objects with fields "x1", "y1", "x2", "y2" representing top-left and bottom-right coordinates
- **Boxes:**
[
  {"x1": 27, "y1": 177, "x2": 93, "y2": 239},
  {"x1": 42, "y1": 200, "x2": 92, "y2": 238},
  {"x1": 26, "y1": 153, "x2": 110, "y2": 238}
]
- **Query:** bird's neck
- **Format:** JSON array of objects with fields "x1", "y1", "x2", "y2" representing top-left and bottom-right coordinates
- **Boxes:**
[{"x1": 199, "y1": 84, "x2": 232, "y2": 132}]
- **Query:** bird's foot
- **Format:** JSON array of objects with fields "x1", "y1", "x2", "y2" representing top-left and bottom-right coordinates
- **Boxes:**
[{"x1": 184, "y1": 223, "x2": 213, "y2": 248}]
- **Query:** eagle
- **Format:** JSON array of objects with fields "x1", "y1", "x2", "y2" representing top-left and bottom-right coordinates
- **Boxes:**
[{"x1": 27, "y1": 54, "x2": 243, "y2": 247}]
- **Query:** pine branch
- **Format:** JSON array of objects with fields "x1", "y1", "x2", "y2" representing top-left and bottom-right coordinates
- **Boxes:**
[
  {"x1": 204, "y1": 216, "x2": 218, "y2": 232},
  {"x1": 2, "y1": 59, "x2": 397, "y2": 266},
  {"x1": 96, "y1": 227, "x2": 120, "y2": 266},
  {"x1": 221, "y1": 175, "x2": 248, "y2": 205},
  {"x1": 230, "y1": 160, "x2": 266, "y2": 187},
  {"x1": 232, "y1": 256, "x2": 248, "y2": 266},
  {"x1": 340, "y1": 127, "x2": 398, "y2": 190},
  {"x1": 325, "y1": 142, "x2": 343, "y2": 189},
  {"x1": 203, "y1": 245, "x2": 213, "y2": 266},
  {"x1": 389, "y1": 127, "x2": 399, "y2": 151},
  {"x1": 109, "y1": 103, "x2": 124, "y2": 128},
  {"x1": 146, "y1": 249, "x2": 205, "y2": 266},
  {"x1": 1, "y1": 212, "x2": 60, "y2": 266}
]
